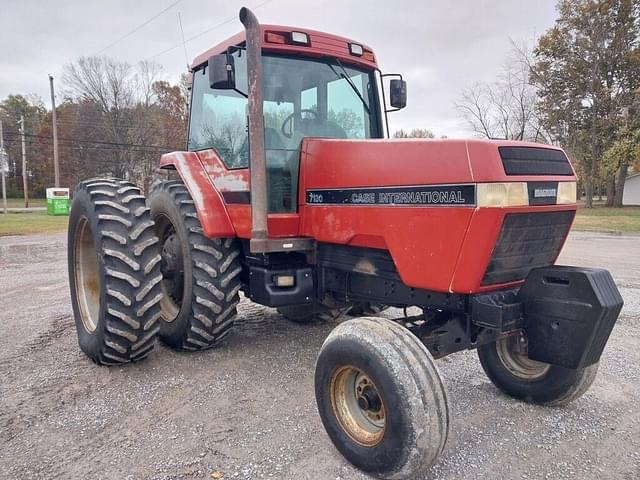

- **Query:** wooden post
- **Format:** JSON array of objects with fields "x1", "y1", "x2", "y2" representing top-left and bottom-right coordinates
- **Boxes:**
[
  {"x1": 20, "y1": 115, "x2": 29, "y2": 208},
  {"x1": 49, "y1": 74, "x2": 60, "y2": 187},
  {"x1": 0, "y1": 120, "x2": 7, "y2": 214}
]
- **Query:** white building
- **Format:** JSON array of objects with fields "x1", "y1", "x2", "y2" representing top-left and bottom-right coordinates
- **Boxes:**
[{"x1": 623, "y1": 173, "x2": 640, "y2": 206}]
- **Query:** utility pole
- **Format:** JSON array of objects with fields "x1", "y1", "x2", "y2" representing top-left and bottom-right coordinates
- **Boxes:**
[
  {"x1": 0, "y1": 120, "x2": 7, "y2": 214},
  {"x1": 49, "y1": 74, "x2": 60, "y2": 187},
  {"x1": 20, "y1": 115, "x2": 29, "y2": 208}
]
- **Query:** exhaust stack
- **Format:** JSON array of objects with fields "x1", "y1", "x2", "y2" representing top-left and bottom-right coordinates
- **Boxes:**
[
  {"x1": 240, "y1": 7, "x2": 269, "y2": 253},
  {"x1": 239, "y1": 7, "x2": 314, "y2": 254}
]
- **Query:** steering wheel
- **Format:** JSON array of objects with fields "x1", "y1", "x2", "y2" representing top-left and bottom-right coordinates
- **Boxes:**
[{"x1": 281, "y1": 109, "x2": 319, "y2": 139}]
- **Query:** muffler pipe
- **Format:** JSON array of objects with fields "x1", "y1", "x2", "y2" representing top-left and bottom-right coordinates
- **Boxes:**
[{"x1": 240, "y1": 7, "x2": 269, "y2": 253}]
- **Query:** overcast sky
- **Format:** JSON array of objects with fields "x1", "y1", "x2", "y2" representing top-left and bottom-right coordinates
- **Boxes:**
[{"x1": 0, "y1": 0, "x2": 559, "y2": 137}]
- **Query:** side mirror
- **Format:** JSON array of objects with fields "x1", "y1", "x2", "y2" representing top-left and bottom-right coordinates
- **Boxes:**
[
  {"x1": 389, "y1": 79, "x2": 407, "y2": 109},
  {"x1": 209, "y1": 54, "x2": 236, "y2": 89}
]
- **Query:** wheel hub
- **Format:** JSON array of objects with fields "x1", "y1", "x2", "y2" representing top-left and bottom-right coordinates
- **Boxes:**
[
  {"x1": 496, "y1": 333, "x2": 550, "y2": 380},
  {"x1": 330, "y1": 366, "x2": 386, "y2": 447},
  {"x1": 73, "y1": 216, "x2": 101, "y2": 333},
  {"x1": 357, "y1": 385, "x2": 382, "y2": 412},
  {"x1": 156, "y1": 217, "x2": 185, "y2": 322}
]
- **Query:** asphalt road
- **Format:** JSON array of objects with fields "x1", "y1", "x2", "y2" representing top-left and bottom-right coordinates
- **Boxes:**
[{"x1": 0, "y1": 231, "x2": 638, "y2": 480}]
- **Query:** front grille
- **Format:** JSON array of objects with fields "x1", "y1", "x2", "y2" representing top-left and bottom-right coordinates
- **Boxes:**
[
  {"x1": 499, "y1": 147, "x2": 573, "y2": 176},
  {"x1": 482, "y1": 211, "x2": 574, "y2": 285}
]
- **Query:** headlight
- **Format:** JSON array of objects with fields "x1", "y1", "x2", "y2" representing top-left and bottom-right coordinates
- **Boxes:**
[
  {"x1": 477, "y1": 182, "x2": 529, "y2": 207},
  {"x1": 557, "y1": 182, "x2": 577, "y2": 204}
]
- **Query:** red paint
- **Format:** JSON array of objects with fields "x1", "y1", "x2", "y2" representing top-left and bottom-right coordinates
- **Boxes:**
[
  {"x1": 159, "y1": 151, "x2": 236, "y2": 238},
  {"x1": 165, "y1": 136, "x2": 577, "y2": 295},
  {"x1": 196, "y1": 150, "x2": 250, "y2": 192},
  {"x1": 191, "y1": 24, "x2": 378, "y2": 72},
  {"x1": 297, "y1": 138, "x2": 577, "y2": 293},
  {"x1": 449, "y1": 204, "x2": 577, "y2": 294},
  {"x1": 163, "y1": 149, "x2": 300, "y2": 240}
]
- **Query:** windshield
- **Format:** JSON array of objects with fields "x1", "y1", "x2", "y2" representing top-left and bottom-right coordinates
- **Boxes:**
[{"x1": 188, "y1": 52, "x2": 381, "y2": 211}]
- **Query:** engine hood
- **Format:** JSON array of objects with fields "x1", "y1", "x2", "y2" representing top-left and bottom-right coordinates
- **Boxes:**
[{"x1": 299, "y1": 138, "x2": 575, "y2": 190}]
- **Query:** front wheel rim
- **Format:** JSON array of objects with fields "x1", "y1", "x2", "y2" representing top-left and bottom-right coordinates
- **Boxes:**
[
  {"x1": 330, "y1": 366, "x2": 386, "y2": 447},
  {"x1": 495, "y1": 334, "x2": 550, "y2": 380}
]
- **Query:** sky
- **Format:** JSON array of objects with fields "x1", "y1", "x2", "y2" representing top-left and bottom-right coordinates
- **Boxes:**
[{"x1": 0, "y1": 0, "x2": 559, "y2": 138}]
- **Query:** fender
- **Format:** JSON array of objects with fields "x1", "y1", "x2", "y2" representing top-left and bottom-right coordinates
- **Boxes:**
[{"x1": 160, "y1": 151, "x2": 236, "y2": 238}]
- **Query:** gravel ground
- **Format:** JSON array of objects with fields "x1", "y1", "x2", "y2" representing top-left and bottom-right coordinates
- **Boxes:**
[{"x1": 0, "y1": 231, "x2": 638, "y2": 480}]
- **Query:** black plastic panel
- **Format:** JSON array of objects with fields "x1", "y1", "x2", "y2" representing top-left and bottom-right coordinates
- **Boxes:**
[
  {"x1": 499, "y1": 147, "x2": 573, "y2": 176},
  {"x1": 482, "y1": 211, "x2": 574, "y2": 285},
  {"x1": 471, "y1": 290, "x2": 523, "y2": 332},
  {"x1": 519, "y1": 266, "x2": 623, "y2": 369},
  {"x1": 248, "y1": 266, "x2": 314, "y2": 307}
]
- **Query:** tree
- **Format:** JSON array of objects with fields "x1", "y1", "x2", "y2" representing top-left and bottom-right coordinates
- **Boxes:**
[
  {"x1": 0, "y1": 94, "x2": 46, "y2": 196},
  {"x1": 531, "y1": 0, "x2": 640, "y2": 207},
  {"x1": 455, "y1": 41, "x2": 546, "y2": 142},
  {"x1": 62, "y1": 56, "x2": 183, "y2": 189},
  {"x1": 602, "y1": 127, "x2": 640, "y2": 205},
  {"x1": 393, "y1": 128, "x2": 435, "y2": 138}
]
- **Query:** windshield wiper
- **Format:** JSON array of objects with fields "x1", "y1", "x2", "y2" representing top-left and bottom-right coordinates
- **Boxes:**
[{"x1": 327, "y1": 59, "x2": 371, "y2": 115}]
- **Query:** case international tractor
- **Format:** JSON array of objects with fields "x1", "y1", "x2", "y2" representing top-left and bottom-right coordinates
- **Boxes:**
[{"x1": 67, "y1": 7, "x2": 624, "y2": 479}]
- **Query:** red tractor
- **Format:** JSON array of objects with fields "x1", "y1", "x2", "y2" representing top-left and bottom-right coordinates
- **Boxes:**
[{"x1": 67, "y1": 7, "x2": 623, "y2": 479}]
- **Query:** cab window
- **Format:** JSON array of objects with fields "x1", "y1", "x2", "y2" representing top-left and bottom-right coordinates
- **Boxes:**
[{"x1": 188, "y1": 50, "x2": 249, "y2": 168}]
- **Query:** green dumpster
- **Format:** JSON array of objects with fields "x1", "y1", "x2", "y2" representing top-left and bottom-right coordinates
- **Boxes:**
[{"x1": 46, "y1": 187, "x2": 70, "y2": 216}]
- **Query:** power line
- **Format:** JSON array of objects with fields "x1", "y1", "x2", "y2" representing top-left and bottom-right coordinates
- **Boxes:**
[
  {"x1": 3, "y1": 136, "x2": 173, "y2": 154},
  {"x1": 147, "y1": 0, "x2": 275, "y2": 61},
  {"x1": 94, "y1": 0, "x2": 184, "y2": 56},
  {"x1": 178, "y1": 11, "x2": 190, "y2": 70},
  {"x1": 54, "y1": 120, "x2": 156, "y2": 130},
  {"x1": 4, "y1": 132, "x2": 174, "y2": 151}
]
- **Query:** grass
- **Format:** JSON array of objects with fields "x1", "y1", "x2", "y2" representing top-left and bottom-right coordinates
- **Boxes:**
[
  {"x1": 573, "y1": 204, "x2": 640, "y2": 234},
  {"x1": 0, "y1": 200, "x2": 638, "y2": 236},
  {"x1": 0, "y1": 211, "x2": 68, "y2": 236},
  {"x1": 3, "y1": 198, "x2": 47, "y2": 208}
]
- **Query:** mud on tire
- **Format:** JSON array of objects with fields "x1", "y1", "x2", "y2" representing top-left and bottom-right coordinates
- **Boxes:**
[
  {"x1": 68, "y1": 178, "x2": 162, "y2": 365},
  {"x1": 149, "y1": 180, "x2": 241, "y2": 350},
  {"x1": 315, "y1": 317, "x2": 449, "y2": 479}
]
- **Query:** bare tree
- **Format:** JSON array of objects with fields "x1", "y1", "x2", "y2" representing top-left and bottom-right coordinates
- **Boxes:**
[
  {"x1": 455, "y1": 41, "x2": 547, "y2": 142},
  {"x1": 63, "y1": 56, "x2": 164, "y2": 181},
  {"x1": 136, "y1": 60, "x2": 163, "y2": 107},
  {"x1": 393, "y1": 128, "x2": 435, "y2": 138}
]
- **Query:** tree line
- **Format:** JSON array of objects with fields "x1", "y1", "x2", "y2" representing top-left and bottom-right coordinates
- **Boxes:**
[
  {"x1": 0, "y1": 58, "x2": 188, "y2": 198},
  {"x1": 1, "y1": 0, "x2": 637, "y2": 207},
  {"x1": 456, "y1": 0, "x2": 640, "y2": 207}
]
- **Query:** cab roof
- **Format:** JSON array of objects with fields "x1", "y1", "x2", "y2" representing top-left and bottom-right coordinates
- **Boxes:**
[{"x1": 191, "y1": 24, "x2": 378, "y2": 71}]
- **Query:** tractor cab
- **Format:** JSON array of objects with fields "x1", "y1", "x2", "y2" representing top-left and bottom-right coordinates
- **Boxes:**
[{"x1": 187, "y1": 25, "x2": 404, "y2": 213}]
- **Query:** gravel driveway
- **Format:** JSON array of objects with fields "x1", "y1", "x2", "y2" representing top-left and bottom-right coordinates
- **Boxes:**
[{"x1": 0, "y1": 231, "x2": 638, "y2": 479}]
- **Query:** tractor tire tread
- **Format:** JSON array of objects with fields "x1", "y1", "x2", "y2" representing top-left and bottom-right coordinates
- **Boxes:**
[
  {"x1": 150, "y1": 180, "x2": 241, "y2": 350},
  {"x1": 69, "y1": 178, "x2": 162, "y2": 365}
]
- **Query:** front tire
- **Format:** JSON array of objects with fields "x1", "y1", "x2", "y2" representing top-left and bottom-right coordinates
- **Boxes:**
[
  {"x1": 477, "y1": 333, "x2": 599, "y2": 406},
  {"x1": 149, "y1": 180, "x2": 242, "y2": 350},
  {"x1": 68, "y1": 178, "x2": 162, "y2": 365},
  {"x1": 315, "y1": 317, "x2": 449, "y2": 479}
]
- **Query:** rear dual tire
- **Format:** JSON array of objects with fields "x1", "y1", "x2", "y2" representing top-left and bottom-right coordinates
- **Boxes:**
[
  {"x1": 149, "y1": 180, "x2": 242, "y2": 350},
  {"x1": 68, "y1": 179, "x2": 162, "y2": 365}
]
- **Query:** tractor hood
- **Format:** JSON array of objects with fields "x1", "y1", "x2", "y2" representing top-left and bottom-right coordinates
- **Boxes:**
[
  {"x1": 299, "y1": 138, "x2": 576, "y2": 193},
  {"x1": 298, "y1": 138, "x2": 577, "y2": 294}
]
